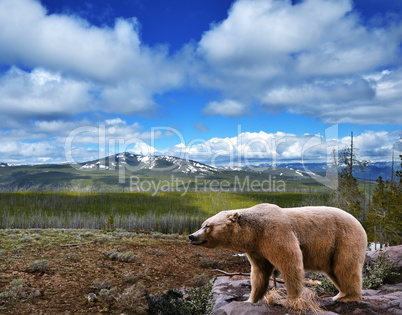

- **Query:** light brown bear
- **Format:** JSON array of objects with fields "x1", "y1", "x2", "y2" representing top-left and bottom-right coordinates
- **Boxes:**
[{"x1": 189, "y1": 203, "x2": 367, "y2": 307}]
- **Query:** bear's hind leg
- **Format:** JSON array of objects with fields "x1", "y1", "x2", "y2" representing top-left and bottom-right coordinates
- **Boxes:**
[{"x1": 246, "y1": 254, "x2": 274, "y2": 303}]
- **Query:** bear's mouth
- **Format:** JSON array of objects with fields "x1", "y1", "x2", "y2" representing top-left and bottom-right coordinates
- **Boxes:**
[{"x1": 190, "y1": 240, "x2": 206, "y2": 246}]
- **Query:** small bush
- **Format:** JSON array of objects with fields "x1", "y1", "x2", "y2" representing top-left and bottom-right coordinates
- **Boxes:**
[
  {"x1": 28, "y1": 228, "x2": 43, "y2": 234},
  {"x1": 117, "y1": 282, "x2": 146, "y2": 311},
  {"x1": 147, "y1": 249, "x2": 166, "y2": 257},
  {"x1": 94, "y1": 236, "x2": 112, "y2": 243},
  {"x1": 183, "y1": 279, "x2": 215, "y2": 315},
  {"x1": 191, "y1": 274, "x2": 210, "y2": 287},
  {"x1": 93, "y1": 279, "x2": 111, "y2": 290},
  {"x1": 19, "y1": 236, "x2": 34, "y2": 243},
  {"x1": 199, "y1": 257, "x2": 224, "y2": 269},
  {"x1": 99, "y1": 287, "x2": 118, "y2": 302},
  {"x1": 103, "y1": 250, "x2": 137, "y2": 263},
  {"x1": 309, "y1": 273, "x2": 338, "y2": 295},
  {"x1": 363, "y1": 251, "x2": 398, "y2": 289},
  {"x1": 0, "y1": 279, "x2": 41, "y2": 305},
  {"x1": 145, "y1": 280, "x2": 215, "y2": 315},
  {"x1": 105, "y1": 214, "x2": 116, "y2": 232},
  {"x1": 146, "y1": 290, "x2": 186, "y2": 315},
  {"x1": 122, "y1": 271, "x2": 140, "y2": 284},
  {"x1": 28, "y1": 260, "x2": 49, "y2": 273}
]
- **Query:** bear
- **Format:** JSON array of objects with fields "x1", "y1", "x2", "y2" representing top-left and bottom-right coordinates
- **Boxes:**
[{"x1": 189, "y1": 203, "x2": 367, "y2": 308}]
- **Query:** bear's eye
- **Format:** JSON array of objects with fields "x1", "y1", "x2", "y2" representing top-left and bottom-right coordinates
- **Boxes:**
[{"x1": 204, "y1": 225, "x2": 210, "y2": 229}]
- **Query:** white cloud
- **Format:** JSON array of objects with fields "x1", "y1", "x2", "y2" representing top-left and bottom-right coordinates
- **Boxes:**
[
  {"x1": 203, "y1": 99, "x2": 249, "y2": 117},
  {"x1": 0, "y1": 0, "x2": 184, "y2": 118},
  {"x1": 0, "y1": 118, "x2": 164, "y2": 164},
  {"x1": 196, "y1": 0, "x2": 402, "y2": 124},
  {"x1": 162, "y1": 130, "x2": 399, "y2": 166},
  {"x1": 0, "y1": 67, "x2": 92, "y2": 120}
]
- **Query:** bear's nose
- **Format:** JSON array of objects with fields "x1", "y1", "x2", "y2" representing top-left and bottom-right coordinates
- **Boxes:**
[{"x1": 189, "y1": 234, "x2": 194, "y2": 241}]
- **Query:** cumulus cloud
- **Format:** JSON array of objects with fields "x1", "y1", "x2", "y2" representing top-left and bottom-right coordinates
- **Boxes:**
[
  {"x1": 161, "y1": 130, "x2": 398, "y2": 167},
  {"x1": 196, "y1": 0, "x2": 402, "y2": 124},
  {"x1": 0, "y1": 0, "x2": 184, "y2": 119},
  {"x1": 0, "y1": 118, "x2": 163, "y2": 164},
  {"x1": 203, "y1": 99, "x2": 249, "y2": 117},
  {"x1": 0, "y1": 67, "x2": 92, "y2": 120}
]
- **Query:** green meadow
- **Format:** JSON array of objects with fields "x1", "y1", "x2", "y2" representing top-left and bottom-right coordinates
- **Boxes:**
[{"x1": 0, "y1": 191, "x2": 329, "y2": 233}]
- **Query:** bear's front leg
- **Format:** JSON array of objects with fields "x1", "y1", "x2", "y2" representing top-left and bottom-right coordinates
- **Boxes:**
[
  {"x1": 246, "y1": 253, "x2": 274, "y2": 303},
  {"x1": 270, "y1": 243, "x2": 304, "y2": 306}
]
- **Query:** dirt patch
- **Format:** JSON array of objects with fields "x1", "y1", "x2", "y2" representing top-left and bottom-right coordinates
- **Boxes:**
[{"x1": 0, "y1": 229, "x2": 249, "y2": 314}]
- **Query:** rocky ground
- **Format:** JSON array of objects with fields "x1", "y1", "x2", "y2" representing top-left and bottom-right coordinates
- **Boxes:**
[
  {"x1": 211, "y1": 277, "x2": 402, "y2": 314},
  {"x1": 1, "y1": 229, "x2": 401, "y2": 315},
  {"x1": 212, "y1": 245, "x2": 402, "y2": 315},
  {"x1": 0, "y1": 229, "x2": 249, "y2": 314}
]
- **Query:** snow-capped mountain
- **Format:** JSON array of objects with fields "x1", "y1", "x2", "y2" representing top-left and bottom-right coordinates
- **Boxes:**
[{"x1": 79, "y1": 152, "x2": 218, "y2": 175}]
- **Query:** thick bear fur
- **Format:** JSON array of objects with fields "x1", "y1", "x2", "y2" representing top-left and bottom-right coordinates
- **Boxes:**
[{"x1": 189, "y1": 203, "x2": 367, "y2": 305}]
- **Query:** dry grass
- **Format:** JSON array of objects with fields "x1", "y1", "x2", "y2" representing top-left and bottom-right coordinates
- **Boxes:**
[{"x1": 266, "y1": 287, "x2": 322, "y2": 314}]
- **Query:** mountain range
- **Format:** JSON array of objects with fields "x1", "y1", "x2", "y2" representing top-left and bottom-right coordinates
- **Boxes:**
[{"x1": 0, "y1": 152, "x2": 397, "y2": 191}]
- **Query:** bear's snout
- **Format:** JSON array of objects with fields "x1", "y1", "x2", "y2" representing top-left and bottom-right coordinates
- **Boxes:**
[{"x1": 188, "y1": 230, "x2": 206, "y2": 246}]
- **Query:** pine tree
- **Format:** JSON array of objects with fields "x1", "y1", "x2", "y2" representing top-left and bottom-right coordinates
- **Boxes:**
[
  {"x1": 366, "y1": 155, "x2": 402, "y2": 246},
  {"x1": 332, "y1": 132, "x2": 367, "y2": 220}
]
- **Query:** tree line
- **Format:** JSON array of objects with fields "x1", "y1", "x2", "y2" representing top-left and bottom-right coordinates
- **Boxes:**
[{"x1": 332, "y1": 132, "x2": 401, "y2": 246}]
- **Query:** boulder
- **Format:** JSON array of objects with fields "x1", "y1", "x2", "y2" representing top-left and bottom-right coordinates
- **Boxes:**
[
  {"x1": 211, "y1": 246, "x2": 402, "y2": 314},
  {"x1": 211, "y1": 277, "x2": 402, "y2": 314}
]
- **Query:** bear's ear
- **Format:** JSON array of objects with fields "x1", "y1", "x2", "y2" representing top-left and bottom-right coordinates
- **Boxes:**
[{"x1": 228, "y1": 212, "x2": 240, "y2": 223}]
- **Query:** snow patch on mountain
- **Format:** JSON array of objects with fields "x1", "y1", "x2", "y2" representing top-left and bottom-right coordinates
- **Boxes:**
[{"x1": 78, "y1": 153, "x2": 218, "y2": 174}]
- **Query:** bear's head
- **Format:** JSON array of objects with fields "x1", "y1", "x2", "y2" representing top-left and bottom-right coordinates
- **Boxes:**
[{"x1": 188, "y1": 210, "x2": 241, "y2": 249}]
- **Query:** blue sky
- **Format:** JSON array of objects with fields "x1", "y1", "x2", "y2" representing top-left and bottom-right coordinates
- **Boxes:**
[{"x1": 0, "y1": 0, "x2": 401, "y2": 166}]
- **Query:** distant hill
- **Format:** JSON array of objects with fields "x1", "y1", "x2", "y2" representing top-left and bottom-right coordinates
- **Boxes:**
[
  {"x1": 276, "y1": 162, "x2": 395, "y2": 181},
  {"x1": 78, "y1": 152, "x2": 218, "y2": 175},
  {"x1": 0, "y1": 152, "x2": 397, "y2": 191}
]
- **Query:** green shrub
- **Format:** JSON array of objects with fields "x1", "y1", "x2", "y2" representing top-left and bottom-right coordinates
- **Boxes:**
[
  {"x1": 117, "y1": 282, "x2": 146, "y2": 311},
  {"x1": 309, "y1": 273, "x2": 338, "y2": 295},
  {"x1": 93, "y1": 279, "x2": 111, "y2": 290},
  {"x1": 363, "y1": 251, "x2": 398, "y2": 289},
  {"x1": 122, "y1": 271, "x2": 140, "y2": 284},
  {"x1": 199, "y1": 257, "x2": 224, "y2": 269},
  {"x1": 191, "y1": 274, "x2": 210, "y2": 287},
  {"x1": 99, "y1": 287, "x2": 118, "y2": 302},
  {"x1": 103, "y1": 250, "x2": 137, "y2": 263},
  {"x1": 105, "y1": 214, "x2": 116, "y2": 232},
  {"x1": 146, "y1": 289, "x2": 186, "y2": 315},
  {"x1": 93, "y1": 236, "x2": 113, "y2": 243},
  {"x1": 19, "y1": 236, "x2": 34, "y2": 243},
  {"x1": 182, "y1": 279, "x2": 215, "y2": 315},
  {"x1": 0, "y1": 279, "x2": 40, "y2": 305},
  {"x1": 145, "y1": 279, "x2": 215, "y2": 315},
  {"x1": 28, "y1": 260, "x2": 49, "y2": 273}
]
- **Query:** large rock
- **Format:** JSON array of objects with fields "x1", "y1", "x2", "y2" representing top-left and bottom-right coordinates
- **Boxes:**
[
  {"x1": 211, "y1": 278, "x2": 402, "y2": 314},
  {"x1": 365, "y1": 245, "x2": 402, "y2": 284},
  {"x1": 212, "y1": 246, "x2": 402, "y2": 314}
]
